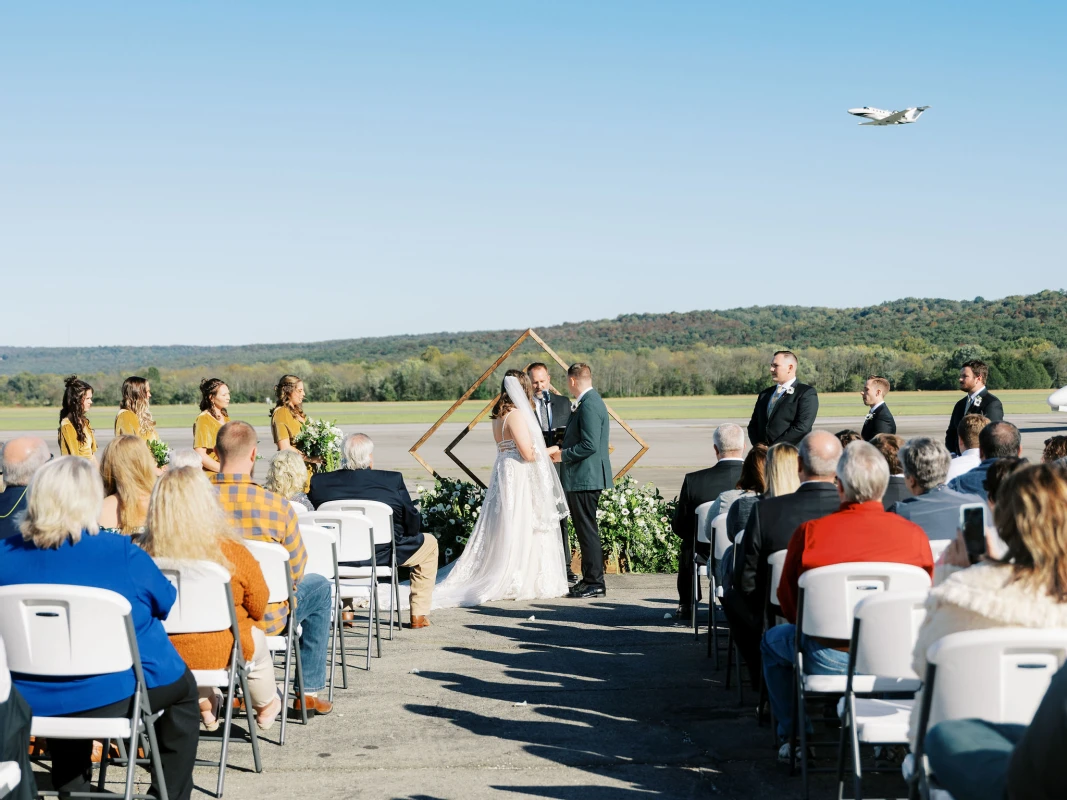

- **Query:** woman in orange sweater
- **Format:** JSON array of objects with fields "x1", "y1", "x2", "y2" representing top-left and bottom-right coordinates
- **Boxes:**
[{"x1": 140, "y1": 467, "x2": 283, "y2": 731}]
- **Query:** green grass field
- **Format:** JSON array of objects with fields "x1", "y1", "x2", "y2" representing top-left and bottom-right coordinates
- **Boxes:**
[{"x1": 0, "y1": 389, "x2": 1057, "y2": 432}]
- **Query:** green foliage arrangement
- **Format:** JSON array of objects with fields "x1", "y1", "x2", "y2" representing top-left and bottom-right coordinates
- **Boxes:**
[
  {"x1": 291, "y1": 418, "x2": 343, "y2": 472},
  {"x1": 146, "y1": 438, "x2": 170, "y2": 468},
  {"x1": 416, "y1": 477, "x2": 486, "y2": 566},
  {"x1": 594, "y1": 477, "x2": 679, "y2": 573}
]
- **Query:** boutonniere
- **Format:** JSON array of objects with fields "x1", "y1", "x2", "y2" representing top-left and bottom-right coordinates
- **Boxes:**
[
  {"x1": 972, "y1": 396, "x2": 982, "y2": 408},
  {"x1": 864, "y1": 411, "x2": 874, "y2": 421},
  {"x1": 571, "y1": 401, "x2": 580, "y2": 412},
  {"x1": 785, "y1": 386, "x2": 795, "y2": 396}
]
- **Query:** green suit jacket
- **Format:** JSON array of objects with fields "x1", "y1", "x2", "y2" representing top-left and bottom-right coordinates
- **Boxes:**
[{"x1": 560, "y1": 389, "x2": 613, "y2": 492}]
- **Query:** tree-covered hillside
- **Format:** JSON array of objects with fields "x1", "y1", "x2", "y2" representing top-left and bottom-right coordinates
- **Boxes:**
[{"x1": 2, "y1": 291, "x2": 1065, "y2": 375}]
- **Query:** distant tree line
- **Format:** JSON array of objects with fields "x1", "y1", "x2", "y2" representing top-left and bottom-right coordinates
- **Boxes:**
[{"x1": 2, "y1": 341, "x2": 1062, "y2": 407}]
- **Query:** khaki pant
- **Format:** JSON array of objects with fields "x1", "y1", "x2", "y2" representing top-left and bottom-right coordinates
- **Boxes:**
[
  {"x1": 403, "y1": 536, "x2": 439, "y2": 617},
  {"x1": 197, "y1": 626, "x2": 278, "y2": 711}
]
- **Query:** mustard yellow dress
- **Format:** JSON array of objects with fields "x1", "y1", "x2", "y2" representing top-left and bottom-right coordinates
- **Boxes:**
[
  {"x1": 271, "y1": 406, "x2": 312, "y2": 488},
  {"x1": 59, "y1": 418, "x2": 97, "y2": 459},
  {"x1": 114, "y1": 409, "x2": 158, "y2": 441},
  {"x1": 193, "y1": 411, "x2": 225, "y2": 468}
]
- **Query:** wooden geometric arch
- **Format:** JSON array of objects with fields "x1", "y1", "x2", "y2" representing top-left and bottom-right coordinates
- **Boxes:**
[{"x1": 408, "y1": 328, "x2": 649, "y2": 488}]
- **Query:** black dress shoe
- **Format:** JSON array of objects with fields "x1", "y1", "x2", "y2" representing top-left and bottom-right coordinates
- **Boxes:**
[
  {"x1": 567, "y1": 572, "x2": 581, "y2": 586},
  {"x1": 569, "y1": 583, "x2": 606, "y2": 598},
  {"x1": 674, "y1": 604, "x2": 692, "y2": 619}
]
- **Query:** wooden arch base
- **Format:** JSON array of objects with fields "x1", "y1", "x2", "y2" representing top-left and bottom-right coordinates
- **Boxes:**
[{"x1": 408, "y1": 329, "x2": 649, "y2": 488}]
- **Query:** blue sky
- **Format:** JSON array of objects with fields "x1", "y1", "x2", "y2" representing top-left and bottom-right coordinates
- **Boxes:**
[{"x1": 2, "y1": 2, "x2": 1063, "y2": 348}]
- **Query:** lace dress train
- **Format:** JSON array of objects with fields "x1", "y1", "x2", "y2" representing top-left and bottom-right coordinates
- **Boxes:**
[{"x1": 432, "y1": 440, "x2": 569, "y2": 609}]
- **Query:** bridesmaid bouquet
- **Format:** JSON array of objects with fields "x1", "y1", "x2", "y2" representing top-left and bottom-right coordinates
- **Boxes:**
[
  {"x1": 146, "y1": 439, "x2": 171, "y2": 468},
  {"x1": 293, "y1": 418, "x2": 344, "y2": 472}
]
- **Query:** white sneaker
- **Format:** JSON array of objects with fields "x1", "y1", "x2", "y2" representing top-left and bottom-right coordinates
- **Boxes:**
[{"x1": 777, "y1": 742, "x2": 794, "y2": 763}]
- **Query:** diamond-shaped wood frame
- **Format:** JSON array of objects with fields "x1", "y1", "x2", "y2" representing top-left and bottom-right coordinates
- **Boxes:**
[{"x1": 409, "y1": 329, "x2": 649, "y2": 488}]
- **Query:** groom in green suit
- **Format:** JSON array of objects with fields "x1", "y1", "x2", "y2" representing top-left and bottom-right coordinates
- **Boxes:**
[{"x1": 551, "y1": 363, "x2": 613, "y2": 598}]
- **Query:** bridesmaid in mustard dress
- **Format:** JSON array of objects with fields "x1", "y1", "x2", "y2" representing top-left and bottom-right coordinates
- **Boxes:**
[
  {"x1": 270, "y1": 375, "x2": 319, "y2": 483},
  {"x1": 58, "y1": 375, "x2": 97, "y2": 458},
  {"x1": 114, "y1": 376, "x2": 158, "y2": 442},
  {"x1": 193, "y1": 378, "x2": 230, "y2": 473}
]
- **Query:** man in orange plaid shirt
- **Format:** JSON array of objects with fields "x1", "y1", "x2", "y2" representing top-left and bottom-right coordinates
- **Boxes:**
[{"x1": 214, "y1": 422, "x2": 334, "y2": 717}]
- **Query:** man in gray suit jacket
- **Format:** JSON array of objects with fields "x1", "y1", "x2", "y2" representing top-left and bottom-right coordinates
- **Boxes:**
[
  {"x1": 551, "y1": 363, "x2": 612, "y2": 598},
  {"x1": 893, "y1": 437, "x2": 986, "y2": 540}
]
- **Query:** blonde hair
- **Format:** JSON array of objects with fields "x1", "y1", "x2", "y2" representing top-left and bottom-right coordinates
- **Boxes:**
[
  {"x1": 100, "y1": 435, "x2": 158, "y2": 534},
  {"x1": 20, "y1": 456, "x2": 103, "y2": 548},
  {"x1": 140, "y1": 467, "x2": 240, "y2": 571},
  {"x1": 994, "y1": 463, "x2": 1067, "y2": 602},
  {"x1": 120, "y1": 376, "x2": 156, "y2": 438},
  {"x1": 764, "y1": 442, "x2": 800, "y2": 498},
  {"x1": 264, "y1": 449, "x2": 307, "y2": 499}
]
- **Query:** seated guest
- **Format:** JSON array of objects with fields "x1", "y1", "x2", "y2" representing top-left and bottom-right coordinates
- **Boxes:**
[
  {"x1": 213, "y1": 421, "x2": 334, "y2": 716},
  {"x1": 0, "y1": 675, "x2": 36, "y2": 800},
  {"x1": 945, "y1": 414, "x2": 990, "y2": 482},
  {"x1": 0, "y1": 437, "x2": 50, "y2": 540},
  {"x1": 871, "y1": 433, "x2": 910, "y2": 509},
  {"x1": 168, "y1": 447, "x2": 205, "y2": 471},
  {"x1": 983, "y1": 457, "x2": 1027, "y2": 510},
  {"x1": 0, "y1": 457, "x2": 198, "y2": 800},
  {"x1": 1043, "y1": 435, "x2": 1067, "y2": 463},
  {"x1": 894, "y1": 437, "x2": 985, "y2": 541},
  {"x1": 98, "y1": 435, "x2": 157, "y2": 536},
  {"x1": 58, "y1": 375, "x2": 97, "y2": 459},
  {"x1": 308, "y1": 433, "x2": 439, "y2": 629},
  {"x1": 925, "y1": 659, "x2": 1067, "y2": 800},
  {"x1": 948, "y1": 421, "x2": 1023, "y2": 500},
  {"x1": 141, "y1": 467, "x2": 283, "y2": 731},
  {"x1": 909, "y1": 463, "x2": 1067, "y2": 750},
  {"x1": 835, "y1": 429, "x2": 862, "y2": 448},
  {"x1": 716, "y1": 443, "x2": 768, "y2": 587},
  {"x1": 264, "y1": 449, "x2": 313, "y2": 512},
  {"x1": 722, "y1": 431, "x2": 842, "y2": 688},
  {"x1": 764, "y1": 442, "x2": 933, "y2": 758},
  {"x1": 764, "y1": 442, "x2": 800, "y2": 498}
]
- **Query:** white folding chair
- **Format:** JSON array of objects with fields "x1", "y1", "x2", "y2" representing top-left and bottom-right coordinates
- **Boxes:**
[
  {"x1": 155, "y1": 558, "x2": 263, "y2": 797},
  {"x1": 243, "y1": 541, "x2": 305, "y2": 745},
  {"x1": 0, "y1": 762, "x2": 20, "y2": 799},
  {"x1": 909, "y1": 628, "x2": 1067, "y2": 800},
  {"x1": 690, "y1": 501, "x2": 715, "y2": 641},
  {"x1": 928, "y1": 538, "x2": 952, "y2": 562},
  {"x1": 299, "y1": 524, "x2": 345, "y2": 699},
  {"x1": 790, "y1": 563, "x2": 932, "y2": 798},
  {"x1": 313, "y1": 500, "x2": 402, "y2": 635},
  {"x1": 836, "y1": 590, "x2": 929, "y2": 800},
  {"x1": 0, "y1": 585, "x2": 169, "y2": 800},
  {"x1": 299, "y1": 511, "x2": 379, "y2": 670},
  {"x1": 705, "y1": 512, "x2": 732, "y2": 665}
]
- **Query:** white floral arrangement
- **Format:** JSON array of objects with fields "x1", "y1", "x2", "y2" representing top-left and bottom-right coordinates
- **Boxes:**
[
  {"x1": 146, "y1": 439, "x2": 171, "y2": 468},
  {"x1": 594, "y1": 476, "x2": 679, "y2": 573},
  {"x1": 416, "y1": 477, "x2": 486, "y2": 565},
  {"x1": 292, "y1": 417, "x2": 344, "y2": 472}
]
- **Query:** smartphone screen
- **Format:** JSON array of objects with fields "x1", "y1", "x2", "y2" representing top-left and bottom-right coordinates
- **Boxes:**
[{"x1": 960, "y1": 504, "x2": 986, "y2": 563}]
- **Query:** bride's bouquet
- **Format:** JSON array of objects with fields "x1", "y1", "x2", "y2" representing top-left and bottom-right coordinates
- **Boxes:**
[{"x1": 292, "y1": 418, "x2": 343, "y2": 472}]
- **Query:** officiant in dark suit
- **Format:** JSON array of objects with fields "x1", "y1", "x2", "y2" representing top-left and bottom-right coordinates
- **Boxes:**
[
  {"x1": 860, "y1": 376, "x2": 897, "y2": 441},
  {"x1": 551, "y1": 363, "x2": 613, "y2": 599},
  {"x1": 944, "y1": 359, "x2": 1004, "y2": 455},
  {"x1": 747, "y1": 350, "x2": 819, "y2": 447},
  {"x1": 670, "y1": 424, "x2": 745, "y2": 618},
  {"x1": 307, "y1": 432, "x2": 439, "y2": 628},
  {"x1": 527, "y1": 363, "x2": 576, "y2": 580}
]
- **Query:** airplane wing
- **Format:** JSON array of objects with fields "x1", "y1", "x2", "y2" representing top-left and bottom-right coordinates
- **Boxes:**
[{"x1": 860, "y1": 109, "x2": 908, "y2": 126}]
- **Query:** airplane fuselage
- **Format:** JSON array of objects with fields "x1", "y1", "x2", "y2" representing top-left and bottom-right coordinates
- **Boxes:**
[{"x1": 848, "y1": 106, "x2": 929, "y2": 125}]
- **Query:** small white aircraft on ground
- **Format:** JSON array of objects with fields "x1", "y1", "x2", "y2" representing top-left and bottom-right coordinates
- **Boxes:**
[
  {"x1": 848, "y1": 106, "x2": 930, "y2": 125},
  {"x1": 1049, "y1": 385, "x2": 1067, "y2": 411}
]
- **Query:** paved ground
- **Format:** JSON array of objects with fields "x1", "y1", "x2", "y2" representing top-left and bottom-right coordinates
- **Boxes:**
[
  {"x1": 7, "y1": 413, "x2": 1065, "y2": 498},
  {"x1": 49, "y1": 574, "x2": 908, "y2": 800}
]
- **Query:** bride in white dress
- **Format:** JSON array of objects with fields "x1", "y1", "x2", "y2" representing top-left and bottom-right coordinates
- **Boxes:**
[{"x1": 432, "y1": 370, "x2": 570, "y2": 608}]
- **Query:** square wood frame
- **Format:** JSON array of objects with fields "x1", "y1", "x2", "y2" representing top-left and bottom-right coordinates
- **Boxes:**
[{"x1": 408, "y1": 329, "x2": 649, "y2": 488}]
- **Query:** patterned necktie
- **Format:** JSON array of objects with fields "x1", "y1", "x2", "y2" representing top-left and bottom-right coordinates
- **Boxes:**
[
  {"x1": 539, "y1": 398, "x2": 550, "y2": 431},
  {"x1": 769, "y1": 387, "x2": 784, "y2": 412}
]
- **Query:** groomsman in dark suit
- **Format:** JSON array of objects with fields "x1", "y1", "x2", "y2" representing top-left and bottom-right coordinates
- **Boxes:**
[
  {"x1": 860, "y1": 376, "x2": 897, "y2": 441},
  {"x1": 944, "y1": 359, "x2": 1004, "y2": 455},
  {"x1": 747, "y1": 350, "x2": 819, "y2": 447},
  {"x1": 527, "y1": 362, "x2": 576, "y2": 582}
]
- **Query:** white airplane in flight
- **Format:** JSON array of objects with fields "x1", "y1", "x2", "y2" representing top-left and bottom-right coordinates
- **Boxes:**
[{"x1": 848, "y1": 106, "x2": 930, "y2": 125}]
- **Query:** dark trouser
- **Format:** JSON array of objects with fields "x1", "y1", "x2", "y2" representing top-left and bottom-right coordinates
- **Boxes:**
[
  {"x1": 560, "y1": 519, "x2": 575, "y2": 575},
  {"x1": 567, "y1": 490, "x2": 604, "y2": 589},
  {"x1": 48, "y1": 669, "x2": 199, "y2": 800},
  {"x1": 924, "y1": 719, "x2": 1021, "y2": 800},
  {"x1": 721, "y1": 588, "x2": 764, "y2": 687},
  {"x1": 0, "y1": 686, "x2": 37, "y2": 800},
  {"x1": 676, "y1": 537, "x2": 709, "y2": 606}
]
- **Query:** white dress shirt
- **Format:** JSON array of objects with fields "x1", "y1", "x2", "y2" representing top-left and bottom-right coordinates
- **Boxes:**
[
  {"x1": 768, "y1": 377, "x2": 797, "y2": 410},
  {"x1": 946, "y1": 448, "x2": 982, "y2": 481}
]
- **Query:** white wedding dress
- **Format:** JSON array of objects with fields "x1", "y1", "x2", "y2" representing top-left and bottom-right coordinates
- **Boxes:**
[{"x1": 432, "y1": 376, "x2": 570, "y2": 609}]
